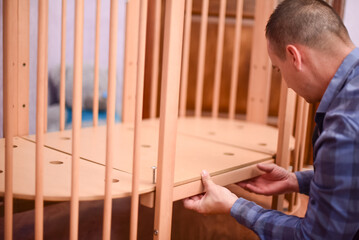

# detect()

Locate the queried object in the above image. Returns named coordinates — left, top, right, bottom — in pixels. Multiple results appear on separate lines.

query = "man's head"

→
left=265, top=0, right=355, bottom=103
left=266, top=0, right=351, bottom=60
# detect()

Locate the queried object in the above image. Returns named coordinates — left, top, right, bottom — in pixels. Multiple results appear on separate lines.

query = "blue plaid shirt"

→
left=231, top=48, right=359, bottom=239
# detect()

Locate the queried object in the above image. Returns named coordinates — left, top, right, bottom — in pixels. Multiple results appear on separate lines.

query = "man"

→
left=184, top=0, right=359, bottom=239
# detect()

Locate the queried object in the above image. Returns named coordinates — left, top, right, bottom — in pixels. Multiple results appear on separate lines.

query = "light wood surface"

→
left=229, top=0, right=243, bottom=119
left=70, top=1, right=84, bottom=238
left=195, top=0, right=209, bottom=117
left=212, top=0, right=227, bottom=118
left=3, top=0, right=18, bottom=237
left=60, top=0, right=67, bottom=131
left=0, top=138, right=152, bottom=201
left=246, top=0, right=276, bottom=124
left=103, top=0, right=118, bottom=238
left=130, top=0, right=148, bottom=238
left=153, top=0, right=185, bottom=237
left=5, top=118, right=276, bottom=202
left=122, top=0, right=140, bottom=123
left=179, top=0, right=193, bottom=117
left=36, top=0, right=48, bottom=238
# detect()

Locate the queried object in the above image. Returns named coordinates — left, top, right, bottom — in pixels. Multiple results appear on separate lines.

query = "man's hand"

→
left=183, top=170, right=238, bottom=215
left=237, top=163, right=299, bottom=195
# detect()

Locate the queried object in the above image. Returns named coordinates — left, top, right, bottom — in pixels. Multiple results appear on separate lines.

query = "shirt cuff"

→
left=230, top=197, right=264, bottom=228
left=295, top=170, right=314, bottom=195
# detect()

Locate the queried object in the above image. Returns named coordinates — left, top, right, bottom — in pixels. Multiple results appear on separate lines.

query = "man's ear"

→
left=286, top=45, right=302, bottom=71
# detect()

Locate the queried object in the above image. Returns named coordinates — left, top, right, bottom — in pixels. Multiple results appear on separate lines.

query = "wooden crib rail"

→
left=1, top=0, right=310, bottom=239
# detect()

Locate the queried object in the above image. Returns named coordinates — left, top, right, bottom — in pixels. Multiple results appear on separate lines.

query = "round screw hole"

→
left=224, top=152, right=235, bottom=156
left=112, top=179, right=120, bottom=183
left=22, top=104, right=26, bottom=108
left=141, top=144, right=151, bottom=148
left=22, top=63, right=26, bottom=67
left=13, top=145, right=18, bottom=148
left=61, top=137, right=71, bottom=140
left=50, top=161, right=64, bottom=165
left=258, top=143, right=267, bottom=146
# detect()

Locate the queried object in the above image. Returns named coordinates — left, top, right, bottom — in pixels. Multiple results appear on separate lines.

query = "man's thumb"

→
left=201, top=170, right=213, bottom=191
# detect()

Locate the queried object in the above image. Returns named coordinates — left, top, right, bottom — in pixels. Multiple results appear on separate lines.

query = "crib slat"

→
left=18, top=0, right=30, bottom=135
left=154, top=0, right=185, bottom=239
left=212, top=0, right=227, bottom=118
left=43, top=0, right=49, bottom=133
left=3, top=0, right=17, bottom=238
left=122, top=0, right=140, bottom=123
left=130, top=0, right=148, bottom=239
left=246, top=0, right=276, bottom=124
left=60, top=0, right=67, bottom=131
left=194, top=0, right=209, bottom=117
left=102, top=0, right=118, bottom=239
left=179, top=0, right=193, bottom=117
left=35, top=0, right=48, bottom=237
left=272, top=79, right=296, bottom=211
left=228, top=0, right=243, bottom=119
left=93, top=0, right=101, bottom=127
left=70, top=0, right=84, bottom=239
left=149, top=0, right=162, bottom=119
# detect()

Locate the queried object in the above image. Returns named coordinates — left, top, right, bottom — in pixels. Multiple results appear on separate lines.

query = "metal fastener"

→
left=152, top=166, right=157, bottom=184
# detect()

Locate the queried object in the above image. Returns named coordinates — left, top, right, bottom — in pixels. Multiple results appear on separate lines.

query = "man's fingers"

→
left=201, top=170, right=214, bottom=192
left=257, top=163, right=276, bottom=173
left=183, top=196, right=202, bottom=212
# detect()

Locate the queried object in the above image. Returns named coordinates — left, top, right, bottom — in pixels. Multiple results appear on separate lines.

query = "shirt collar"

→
left=316, top=48, right=359, bottom=113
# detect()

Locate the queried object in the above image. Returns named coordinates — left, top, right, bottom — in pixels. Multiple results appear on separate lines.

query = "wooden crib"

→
left=1, top=0, right=309, bottom=239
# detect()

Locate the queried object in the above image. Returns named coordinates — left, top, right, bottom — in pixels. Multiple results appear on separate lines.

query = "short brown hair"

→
left=266, top=0, right=351, bottom=59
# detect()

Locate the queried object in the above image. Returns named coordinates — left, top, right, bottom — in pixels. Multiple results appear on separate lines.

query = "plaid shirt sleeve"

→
left=230, top=48, right=359, bottom=240
left=230, top=118, right=359, bottom=240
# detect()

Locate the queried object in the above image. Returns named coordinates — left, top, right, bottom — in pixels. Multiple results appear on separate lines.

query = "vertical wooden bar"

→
left=179, top=0, right=193, bottom=117
left=17, top=0, right=30, bottom=135
left=122, top=0, right=140, bottom=123
left=102, top=0, right=118, bottom=239
left=298, top=102, right=309, bottom=171
left=293, top=97, right=304, bottom=173
left=194, top=0, right=209, bottom=117
left=130, top=0, right=148, bottom=239
left=153, top=0, right=185, bottom=239
left=271, top=79, right=296, bottom=211
left=70, top=0, right=84, bottom=239
left=93, top=0, right=101, bottom=127
left=246, top=0, right=276, bottom=124
left=35, top=0, right=47, bottom=237
left=43, top=0, right=49, bottom=133
left=228, top=0, right=243, bottom=119
left=3, top=0, right=17, bottom=237
left=211, top=0, right=226, bottom=118
left=149, top=0, right=161, bottom=119
left=60, top=0, right=67, bottom=131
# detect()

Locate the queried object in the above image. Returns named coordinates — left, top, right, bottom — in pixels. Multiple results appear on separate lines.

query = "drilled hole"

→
left=141, top=144, right=151, bottom=148
left=61, top=137, right=71, bottom=140
left=0, top=170, right=3, bottom=174
left=224, top=152, right=235, bottom=156
left=50, top=161, right=64, bottom=165
left=13, top=145, right=18, bottom=148
left=112, top=179, right=120, bottom=183
left=22, top=104, right=26, bottom=108
left=22, top=63, right=26, bottom=67
left=258, top=143, right=267, bottom=146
